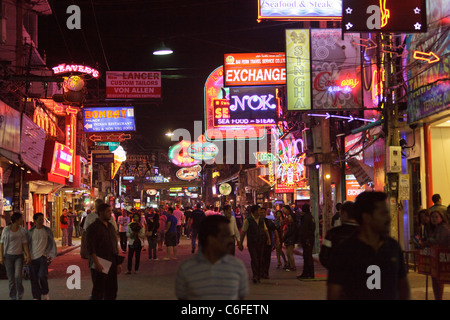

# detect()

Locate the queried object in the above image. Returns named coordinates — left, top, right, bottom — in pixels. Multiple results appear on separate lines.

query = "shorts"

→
left=165, top=232, right=177, bottom=247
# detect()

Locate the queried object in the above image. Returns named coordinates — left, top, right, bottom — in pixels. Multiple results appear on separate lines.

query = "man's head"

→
left=196, top=203, right=202, bottom=210
left=302, top=204, right=311, bottom=214
left=168, top=207, right=174, bottom=215
left=282, top=205, right=291, bottom=216
left=198, top=215, right=233, bottom=256
left=33, top=213, right=45, bottom=228
left=250, top=205, right=261, bottom=217
left=11, top=212, right=23, bottom=225
left=97, top=203, right=112, bottom=221
left=432, top=194, right=442, bottom=205
left=176, top=204, right=180, bottom=210
left=62, top=208, right=67, bottom=215
left=95, top=198, right=104, bottom=212
left=354, top=192, right=389, bottom=234
left=336, top=203, right=342, bottom=212
left=340, top=201, right=356, bottom=223
left=223, top=205, right=232, bottom=218
left=419, top=209, right=430, bottom=225
left=260, top=207, right=267, bottom=217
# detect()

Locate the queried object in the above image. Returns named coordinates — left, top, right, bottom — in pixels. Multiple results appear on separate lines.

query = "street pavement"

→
left=0, top=234, right=446, bottom=300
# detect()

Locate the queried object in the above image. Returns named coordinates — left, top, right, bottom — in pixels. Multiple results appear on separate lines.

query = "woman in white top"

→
left=0, top=212, right=31, bottom=300
left=117, top=209, right=130, bottom=253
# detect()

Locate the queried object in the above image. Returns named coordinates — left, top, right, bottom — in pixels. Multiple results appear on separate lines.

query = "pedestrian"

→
left=146, top=211, right=159, bottom=260
left=223, top=205, right=239, bottom=255
left=191, top=203, right=206, bottom=254
left=157, top=209, right=167, bottom=252
left=238, top=205, right=270, bottom=284
left=126, top=213, right=145, bottom=274
left=84, top=199, right=118, bottom=232
left=27, top=212, right=57, bottom=300
left=205, top=205, right=216, bottom=216
left=331, top=203, right=342, bottom=227
left=164, top=207, right=178, bottom=260
left=86, top=203, right=124, bottom=300
left=60, top=208, right=69, bottom=247
left=425, top=210, right=450, bottom=300
left=262, top=208, right=276, bottom=279
left=173, top=204, right=184, bottom=245
left=0, top=212, right=31, bottom=300
left=74, top=210, right=82, bottom=237
left=67, top=207, right=76, bottom=246
left=118, top=209, right=130, bottom=253
left=273, top=210, right=288, bottom=269
left=319, top=201, right=358, bottom=270
left=175, top=215, right=249, bottom=300
left=234, top=207, right=243, bottom=231
left=282, top=206, right=297, bottom=272
left=327, top=191, right=410, bottom=300
left=429, top=194, right=449, bottom=223
left=184, top=206, right=193, bottom=239
left=414, top=209, right=431, bottom=248
left=296, top=203, right=315, bottom=280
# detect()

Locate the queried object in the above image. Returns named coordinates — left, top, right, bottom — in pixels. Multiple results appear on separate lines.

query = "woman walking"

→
left=0, top=212, right=31, bottom=300
left=282, top=207, right=297, bottom=272
left=126, top=213, right=145, bottom=274
left=274, top=210, right=288, bottom=269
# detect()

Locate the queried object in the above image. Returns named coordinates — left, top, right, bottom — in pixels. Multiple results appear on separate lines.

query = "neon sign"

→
left=255, top=152, right=276, bottom=187
left=52, top=64, right=100, bottom=78
left=176, top=165, right=202, bottom=181
left=275, top=136, right=307, bottom=193
left=168, top=141, right=201, bottom=167
left=50, top=142, right=74, bottom=178
left=413, top=51, right=440, bottom=64
left=188, top=141, right=219, bottom=161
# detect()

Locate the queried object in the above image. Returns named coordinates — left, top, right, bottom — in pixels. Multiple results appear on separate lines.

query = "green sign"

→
left=95, top=141, right=119, bottom=152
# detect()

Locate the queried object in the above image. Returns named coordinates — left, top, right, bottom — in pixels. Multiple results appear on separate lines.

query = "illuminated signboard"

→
left=50, top=142, right=74, bottom=178
left=176, top=165, right=202, bottom=181
left=204, top=66, right=266, bottom=141
left=106, top=71, right=161, bottom=99
left=188, top=142, right=219, bottom=160
left=255, top=152, right=276, bottom=186
left=214, top=86, right=280, bottom=127
left=83, top=107, right=135, bottom=133
left=275, top=135, right=307, bottom=193
left=219, top=183, right=232, bottom=196
left=52, top=63, right=100, bottom=78
left=311, top=29, right=362, bottom=109
left=258, top=0, right=342, bottom=21
left=224, top=53, right=286, bottom=87
left=168, top=141, right=202, bottom=167
left=286, top=29, right=311, bottom=111
left=342, top=0, right=427, bottom=33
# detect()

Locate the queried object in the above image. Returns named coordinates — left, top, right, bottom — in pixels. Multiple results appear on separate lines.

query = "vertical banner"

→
left=286, top=29, right=311, bottom=111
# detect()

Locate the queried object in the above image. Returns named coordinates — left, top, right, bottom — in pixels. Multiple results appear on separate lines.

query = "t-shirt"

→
left=2, top=227, right=28, bottom=255
left=117, top=216, right=130, bottom=233
left=166, top=215, right=178, bottom=233
left=327, top=234, right=407, bottom=300
left=173, top=210, right=184, bottom=226
left=30, top=228, right=48, bottom=260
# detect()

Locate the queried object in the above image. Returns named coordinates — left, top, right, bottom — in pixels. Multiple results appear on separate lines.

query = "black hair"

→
left=33, top=212, right=44, bottom=221
left=250, top=205, right=260, bottom=214
left=11, top=212, right=23, bottom=223
left=354, top=192, right=388, bottom=225
left=223, top=204, right=231, bottom=212
left=432, top=194, right=441, bottom=204
left=198, top=215, right=230, bottom=248
left=168, top=207, right=174, bottom=214
left=340, top=201, right=356, bottom=220
left=301, top=204, right=311, bottom=214
left=336, top=203, right=342, bottom=211
left=97, top=203, right=111, bottom=215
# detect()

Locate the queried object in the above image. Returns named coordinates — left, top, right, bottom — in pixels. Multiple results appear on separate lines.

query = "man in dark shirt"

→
left=86, top=203, right=123, bottom=300
left=319, top=201, right=358, bottom=269
left=190, top=203, right=206, bottom=254
left=327, top=192, right=411, bottom=300
left=297, top=203, right=315, bottom=280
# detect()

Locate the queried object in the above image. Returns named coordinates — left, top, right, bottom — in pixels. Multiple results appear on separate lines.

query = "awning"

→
left=347, top=158, right=373, bottom=186
left=28, top=180, right=65, bottom=194
left=218, top=171, right=240, bottom=184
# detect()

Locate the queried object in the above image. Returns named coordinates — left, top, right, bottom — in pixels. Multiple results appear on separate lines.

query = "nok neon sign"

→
left=52, top=64, right=100, bottom=78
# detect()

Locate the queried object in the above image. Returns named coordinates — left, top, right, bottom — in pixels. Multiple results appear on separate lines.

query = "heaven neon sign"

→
left=52, top=64, right=100, bottom=78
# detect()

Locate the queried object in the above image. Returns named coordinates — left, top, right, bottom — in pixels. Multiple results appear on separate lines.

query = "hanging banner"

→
left=286, top=29, right=312, bottom=111
left=106, top=71, right=162, bottom=99
left=311, top=29, right=362, bottom=109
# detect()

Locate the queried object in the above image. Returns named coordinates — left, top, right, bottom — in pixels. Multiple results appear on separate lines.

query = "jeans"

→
left=191, top=229, right=199, bottom=250
left=29, top=256, right=49, bottom=300
left=4, top=254, right=24, bottom=300
left=148, top=237, right=157, bottom=259
left=119, top=232, right=127, bottom=252
left=61, top=229, right=68, bottom=246
left=91, top=263, right=118, bottom=300
left=248, top=243, right=265, bottom=281
left=68, top=227, right=73, bottom=246
left=127, top=245, right=142, bottom=271
left=301, top=241, right=315, bottom=277
left=176, top=225, right=182, bottom=245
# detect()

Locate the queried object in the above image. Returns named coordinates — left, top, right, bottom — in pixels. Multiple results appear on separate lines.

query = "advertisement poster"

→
left=311, top=29, right=362, bottom=109
left=83, top=107, right=136, bottom=133
left=406, top=0, right=450, bottom=123
left=106, top=71, right=161, bottom=99
left=0, top=100, right=21, bottom=154
left=258, top=0, right=342, bottom=20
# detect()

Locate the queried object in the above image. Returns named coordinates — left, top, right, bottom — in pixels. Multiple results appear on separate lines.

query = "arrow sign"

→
left=85, top=123, right=93, bottom=130
left=413, top=51, right=440, bottom=63
left=352, top=38, right=377, bottom=50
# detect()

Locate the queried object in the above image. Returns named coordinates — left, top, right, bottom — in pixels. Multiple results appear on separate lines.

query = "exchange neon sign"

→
left=52, top=63, right=100, bottom=78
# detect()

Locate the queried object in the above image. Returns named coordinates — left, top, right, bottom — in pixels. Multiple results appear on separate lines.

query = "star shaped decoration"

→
left=414, top=22, right=422, bottom=30
left=345, top=7, right=353, bottom=14
left=345, top=22, right=353, bottom=30
left=413, top=7, right=421, bottom=14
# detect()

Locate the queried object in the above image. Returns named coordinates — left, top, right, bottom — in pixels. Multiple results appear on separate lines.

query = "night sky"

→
left=38, top=0, right=298, bottom=150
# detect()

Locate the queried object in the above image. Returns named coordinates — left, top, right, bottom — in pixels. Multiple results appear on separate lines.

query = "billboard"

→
left=106, top=71, right=161, bottom=99
left=83, top=107, right=136, bottom=133
left=0, top=100, right=21, bottom=154
left=406, top=0, right=450, bottom=123
left=311, top=29, right=362, bottom=109
left=286, top=29, right=312, bottom=111
left=50, top=142, right=74, bottom=178
left=204, top=66, right=266, bottom=141
left=342, top=0, right=427, bottom=33
left=213, top=86, right=280, bottom=127
left=224, top=53, right=286, bottom=86
left=258, top=0, right=342, bottom=21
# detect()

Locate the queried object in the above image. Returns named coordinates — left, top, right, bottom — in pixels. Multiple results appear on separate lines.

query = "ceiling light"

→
left=153, top=42, right=173, bottom=56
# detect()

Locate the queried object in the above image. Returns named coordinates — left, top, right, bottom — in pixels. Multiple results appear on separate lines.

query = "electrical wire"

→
left=90, top=0, right=110, bottom=70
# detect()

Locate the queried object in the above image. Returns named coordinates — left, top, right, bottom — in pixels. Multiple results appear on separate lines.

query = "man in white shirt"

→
left=83, top=199, right=118, bottom=232
left=117, top=209, right=130, bottom=253
left=173, top=205, right=184, bottom=245
left=28, top=213, right=57, bottom=300
left=223, top=205, right=239, bottom=255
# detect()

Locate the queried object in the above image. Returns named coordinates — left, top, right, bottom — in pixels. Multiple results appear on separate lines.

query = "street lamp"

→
left=153, top=42, right=173, bottom=56
left=165, top=132, right=174, bottom=137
